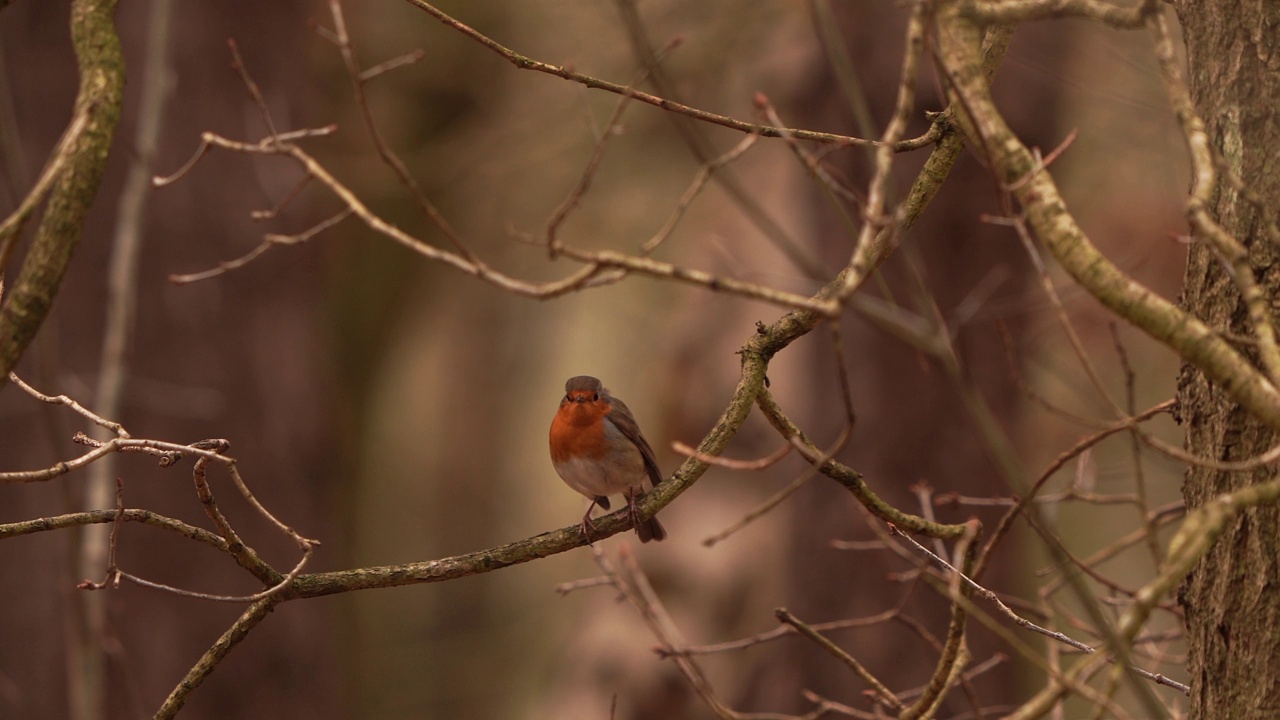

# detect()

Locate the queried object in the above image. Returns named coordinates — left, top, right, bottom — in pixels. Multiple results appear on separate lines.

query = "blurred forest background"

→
left=0, top=1, right=1191, bottom=718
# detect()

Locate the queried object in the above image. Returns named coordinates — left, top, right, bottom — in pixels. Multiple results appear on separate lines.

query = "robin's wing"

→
left=605, top=396, right=664, bottom=488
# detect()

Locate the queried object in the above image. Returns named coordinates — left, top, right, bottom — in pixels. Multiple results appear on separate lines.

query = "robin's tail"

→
left=626, top=489, right=667, bottom=542
left=636, top=515, right=666, bottom=543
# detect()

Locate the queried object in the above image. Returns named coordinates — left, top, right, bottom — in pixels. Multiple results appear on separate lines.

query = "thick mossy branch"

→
left=933, top=4, right=1280, bottom=430
left=0, top=0, right=124, bottom=386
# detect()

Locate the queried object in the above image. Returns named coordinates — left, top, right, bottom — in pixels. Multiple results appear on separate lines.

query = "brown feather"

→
left=604, top=396, right=663, bottom=488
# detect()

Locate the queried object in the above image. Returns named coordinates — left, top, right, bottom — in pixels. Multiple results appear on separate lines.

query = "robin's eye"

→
left=592, top=393, right=599, bottom=401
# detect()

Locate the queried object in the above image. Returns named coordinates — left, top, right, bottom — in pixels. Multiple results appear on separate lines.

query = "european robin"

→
left=549, top=375, right=667, bottom=543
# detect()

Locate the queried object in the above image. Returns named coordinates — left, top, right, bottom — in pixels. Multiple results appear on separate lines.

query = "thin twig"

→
left=832, top=0, right=930, bottom=305
left=971, top=399, right=1175, bottom=581
left=776, top=608, right=903, bottom=712
left=358, top=48, right=426, bottom=82
left=78, top=477, right=127, bottom=590
left=226, top=39, right=282, bottom=145
left=110, top=544, right=311, bottom=603
left=153, top=597, right=282, bottom=720
left=169, top=209, right=353, bottom=285
left=0, top=111, right=92, bottom=275
left=190, top=452, right=280, bottom=585
left=552, top=575, right=615, bottom=596
left=1110, top=324, right=1162, bottom=567
left=755, top=388, right=967, bottom=540
left=670, top=440, right=791, bottom=471
left=156, top=131, right=842, bottom=316
left=640, top=132, right=760, bottom=255
left=890, top=524, right=1190, bottom=696
left=326, top=0, right=477, bottom=260
left=0, top=508, right=230, bottom=551
left=401, top=0, right=878, bottom=148
left=249, top=173, right=311, bottom=220
left=544, top=36, right=682, bottom=255
left=8, top=373, right=130, bottom=437
left=658, top=605, right=903, bottom=659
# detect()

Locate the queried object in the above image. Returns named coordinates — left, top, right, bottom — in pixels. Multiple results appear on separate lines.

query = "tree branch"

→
left=0, top=0, right=124, bottom=389
left=933, top=3, right=1280, bottom=430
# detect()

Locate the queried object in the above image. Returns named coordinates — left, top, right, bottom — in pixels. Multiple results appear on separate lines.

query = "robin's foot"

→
left=579, top=511, right=598, bottom=544
left=627, top=499, right=642, bottom=532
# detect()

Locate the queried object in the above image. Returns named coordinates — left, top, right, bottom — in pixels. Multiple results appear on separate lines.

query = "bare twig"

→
left=249, top=173, right=311, bottom=220
left=153, top=597, right=282, bottom=720
left=704, top=329, right=856, bottom=547
left=755, top=387, right=968, bottom=540
left=611, top=0, right=833, bottom=282
left=226, top=39, right=282, bottom=144
left=78, top=477, right=127, bottom=590
left=8, top=373, right=130, bottom=438
left=552, top=575, right=615, bottom=596
left=358, top=48, right=426, bottom=82
left=776, top=608, right=903, bottom=712
left=756, top=95, right=861, bottom=205
left=659, top=604, right=904, bottom=659
left=1110, top=324, right=1162, bottom=566
left=596, top=546, right=808, bottom=720
left=169, top=209, right=353, bottom=285
left=670, top=440, right=791, bottom=471
left=325, top=0, right=476, bottom=260
left=971, top=399, right=1175, bottom=581
left=699, top=435, right=843, bottom=548
left=832, top=0, right=930, bottom=305
left=110, top=545, right=312, bottom=604
left=890, top=524, right=1190, bottom=696
left=400, top=0, right=878, bottom=148
left=543, top=36, right=683, bottom=254
left=0, top=111, right=91, bottom=275
left=156, top=131, right=841, bottom=316
left=640, top=132, right=760, bottom=255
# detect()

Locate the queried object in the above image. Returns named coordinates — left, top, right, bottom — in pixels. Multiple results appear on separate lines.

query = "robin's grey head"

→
left=565, top=375, right=603, bottom=394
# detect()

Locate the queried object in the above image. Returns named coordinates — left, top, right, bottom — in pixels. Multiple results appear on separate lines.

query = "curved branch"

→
left=401, top=0, right=882, bottom=148
left=153, top=597, right=281, bottom=720
left=960, top=0, right=1158, bottom=28
left=0, top=509, right=229, bottom=552
left=933, top=5, right=1280, bottom=430
left=0, top=0, right=124, bottom=388
left=162, top=132, right=841, bottom=316
left=0, top=112, right=91, bottom=273
left=755, top=387, right=969, bottom=540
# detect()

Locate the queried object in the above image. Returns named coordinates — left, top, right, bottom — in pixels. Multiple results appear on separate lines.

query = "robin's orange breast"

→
left=549, top=403, right=612, bottom=465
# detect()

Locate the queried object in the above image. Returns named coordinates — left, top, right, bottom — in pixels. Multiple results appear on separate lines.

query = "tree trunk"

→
left=1175, top=2, right=1280, bottom=717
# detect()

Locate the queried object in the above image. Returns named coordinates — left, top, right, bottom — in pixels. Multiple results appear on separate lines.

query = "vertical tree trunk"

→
left=1175, top=2, right=1280, bottom=717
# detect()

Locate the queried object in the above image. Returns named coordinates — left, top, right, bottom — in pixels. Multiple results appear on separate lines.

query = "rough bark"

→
left=1175, top=2, right=1280, bottom=718
left=0, top=0, right=123, bottom=386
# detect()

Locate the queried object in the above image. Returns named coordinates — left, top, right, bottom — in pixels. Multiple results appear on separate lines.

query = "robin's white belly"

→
left=554, top=456, right=644, bottom=499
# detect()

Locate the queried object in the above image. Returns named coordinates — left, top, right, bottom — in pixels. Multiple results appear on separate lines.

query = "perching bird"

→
left=549, top=375, right=667, bottom=542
